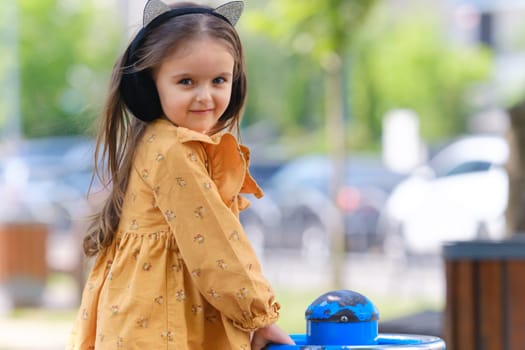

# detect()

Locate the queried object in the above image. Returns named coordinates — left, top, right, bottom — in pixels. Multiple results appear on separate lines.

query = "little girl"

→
left=67, top=1, right=294, bottom=349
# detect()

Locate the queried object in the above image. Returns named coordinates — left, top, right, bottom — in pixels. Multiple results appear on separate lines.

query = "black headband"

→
left=120, top=7, right=233, bottom=122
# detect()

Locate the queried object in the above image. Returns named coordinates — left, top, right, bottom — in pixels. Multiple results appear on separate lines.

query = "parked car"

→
left=0, top=136, right=96, bottom=232
left=241, top=155, right=405, bottom=255
left=239, top=161, right=284, bottom=256
left=378, top=134, right=509, bottom=256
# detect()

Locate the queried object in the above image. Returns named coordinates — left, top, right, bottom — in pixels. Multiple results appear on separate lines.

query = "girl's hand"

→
left=251, top=324, right=295, bottom=350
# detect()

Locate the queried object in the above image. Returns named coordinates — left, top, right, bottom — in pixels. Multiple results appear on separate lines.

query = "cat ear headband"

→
left=120, top=0, right=244, bottom=122
left=144, top=0, right=244, bottom=27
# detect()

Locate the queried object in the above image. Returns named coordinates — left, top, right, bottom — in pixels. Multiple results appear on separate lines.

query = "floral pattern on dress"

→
left=67, top=119, right=279, bottom=350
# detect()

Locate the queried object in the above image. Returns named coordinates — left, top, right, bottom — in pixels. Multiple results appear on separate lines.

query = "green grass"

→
left=5, top=285, right=443, bottom=333
left=5, top=273, right=78, bottom=322
left=47, top=272, right=78, bottom=286
left=9, top=308, right=77, bottom=322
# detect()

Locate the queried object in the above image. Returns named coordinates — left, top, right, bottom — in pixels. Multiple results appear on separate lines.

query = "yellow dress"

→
left=67, top=119, right=280, bottom=350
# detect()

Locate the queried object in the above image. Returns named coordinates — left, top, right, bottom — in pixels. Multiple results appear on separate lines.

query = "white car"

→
left=380, top=134, right=509, bottom=256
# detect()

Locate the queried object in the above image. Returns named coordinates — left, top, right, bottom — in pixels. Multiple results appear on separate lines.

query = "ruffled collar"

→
left=152, top=119, right=264, bottom=202
left=153, top=118, right=234, bottom=144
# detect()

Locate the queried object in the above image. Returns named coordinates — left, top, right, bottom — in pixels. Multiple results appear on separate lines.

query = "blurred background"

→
left=1, top=0, right=525, bottom=348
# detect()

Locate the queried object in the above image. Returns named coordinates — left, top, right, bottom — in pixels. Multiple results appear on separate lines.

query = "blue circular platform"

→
left=266, top=290, right=446, bottom=349
left=267, top=333, right=446, bottom=349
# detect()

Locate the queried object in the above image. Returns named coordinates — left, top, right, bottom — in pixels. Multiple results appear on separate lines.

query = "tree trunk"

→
left=325, top=66, right=346, bottom=289
left=505, top=102, right=525, bottom=235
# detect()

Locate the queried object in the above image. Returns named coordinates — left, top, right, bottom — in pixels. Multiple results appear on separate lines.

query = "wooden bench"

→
left=443, top=237, right=525, bottom=350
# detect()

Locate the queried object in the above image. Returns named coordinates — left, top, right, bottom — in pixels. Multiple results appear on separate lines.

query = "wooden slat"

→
left=0, top=226, right=9, bottom=280
left=35, top=225, right=48, bottom=278
left=444, top=260, right=456, bottom=349
left=506, top=261, right=525, bottom=350
left=0, top=223, right=48, bottom=281
left=454, top=260, right=477, bottom=350
left=478, top=261, right=504, bottom=350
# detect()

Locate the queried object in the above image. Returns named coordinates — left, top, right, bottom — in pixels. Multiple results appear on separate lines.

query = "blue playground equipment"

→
left=267, top=290, right=445, bottom=349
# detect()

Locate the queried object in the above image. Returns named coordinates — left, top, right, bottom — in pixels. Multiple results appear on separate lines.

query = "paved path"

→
left=0, top=320, right=70, bottom=350
left=0, top=281, right=75, bottom=350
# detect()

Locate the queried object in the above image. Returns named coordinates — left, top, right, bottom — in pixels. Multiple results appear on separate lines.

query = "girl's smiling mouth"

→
left=190, top=109, right=214, bottom=114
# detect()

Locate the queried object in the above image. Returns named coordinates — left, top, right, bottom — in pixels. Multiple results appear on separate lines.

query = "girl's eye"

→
left=178, top=78, right=192, bottom=85
left=213, top=77, right=226, bottom=84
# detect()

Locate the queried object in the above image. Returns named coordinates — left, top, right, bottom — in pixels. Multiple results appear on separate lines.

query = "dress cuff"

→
left=232, top=301, right=281, bottom=332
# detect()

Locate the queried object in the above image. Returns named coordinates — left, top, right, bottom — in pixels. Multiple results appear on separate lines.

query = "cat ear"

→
left=214, top=1, right=244, bottom=26
left=143, top=0, right=171, bottom=27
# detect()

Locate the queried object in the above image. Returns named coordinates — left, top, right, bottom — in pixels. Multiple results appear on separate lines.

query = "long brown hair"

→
left=83, top=4, right=248, bottom=257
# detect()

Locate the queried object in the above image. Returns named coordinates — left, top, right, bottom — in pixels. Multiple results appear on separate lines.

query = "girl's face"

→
left=154, top=37, right=234, bottom=134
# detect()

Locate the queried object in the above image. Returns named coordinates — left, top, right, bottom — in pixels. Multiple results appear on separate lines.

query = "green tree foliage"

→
left=243, top=2, right=492, bottom=151
left=15, top=0, right=123, bottom=137
left=241, top=35, right=323, bottom=133
left=350, top=8, right=493, bottom=146
left=246, top=0, right=376, bottom=61
left=242, top=0, right=376, bottom=154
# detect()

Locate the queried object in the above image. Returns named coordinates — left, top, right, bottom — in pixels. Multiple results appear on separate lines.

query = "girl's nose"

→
left=196, top=85, right=211, bottom=102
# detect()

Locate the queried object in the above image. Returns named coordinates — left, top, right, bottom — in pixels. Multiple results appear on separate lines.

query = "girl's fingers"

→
left=251, top=324, right=295, bottom=349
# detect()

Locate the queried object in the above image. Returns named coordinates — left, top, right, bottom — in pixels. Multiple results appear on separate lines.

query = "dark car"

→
left=241, top=155, right=405, bottom=255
